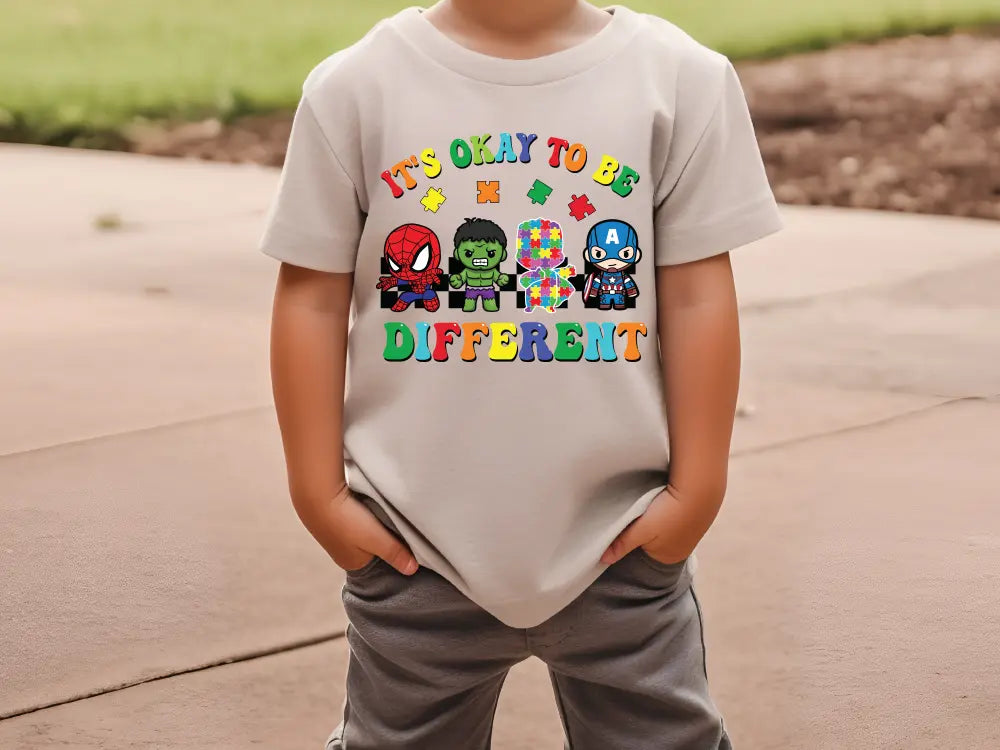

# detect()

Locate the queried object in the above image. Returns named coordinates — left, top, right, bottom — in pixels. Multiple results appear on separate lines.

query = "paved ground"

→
left=1, top=144, right=998, bottom=749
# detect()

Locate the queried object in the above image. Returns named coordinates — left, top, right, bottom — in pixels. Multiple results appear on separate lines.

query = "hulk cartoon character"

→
left=449, top=217, right=510, bottom=312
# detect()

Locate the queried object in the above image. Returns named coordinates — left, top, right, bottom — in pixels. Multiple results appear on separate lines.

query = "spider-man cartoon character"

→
left=377, top=223, right=445, bottom=312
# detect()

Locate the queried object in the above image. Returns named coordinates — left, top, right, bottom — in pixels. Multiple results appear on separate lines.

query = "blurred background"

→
left=1, top=2, right=998, bottom=749
left=4, top=0, right=1000, bottom=218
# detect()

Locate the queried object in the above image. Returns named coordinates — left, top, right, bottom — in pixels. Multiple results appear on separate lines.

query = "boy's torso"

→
left=295, top=5, right=727, bottom=628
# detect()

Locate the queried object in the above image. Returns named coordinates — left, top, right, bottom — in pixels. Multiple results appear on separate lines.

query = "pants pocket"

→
left=611, top=547, right=692, bottom=598
left=344, top=553, right=385, bottom=579
left=635, top=545, right=689, bottom=574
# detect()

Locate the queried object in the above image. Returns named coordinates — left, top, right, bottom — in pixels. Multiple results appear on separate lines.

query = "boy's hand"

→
left=599, top=255, right=740, bottom=567
left=270, top=266, right=418, bottom=576
left=302, top=485, right=420, bottom=576
left=599, top=485, right=715, bottom=566
left=449, top=274, right=463, bottom=288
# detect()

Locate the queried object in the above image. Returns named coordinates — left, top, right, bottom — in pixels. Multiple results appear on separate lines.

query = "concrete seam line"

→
left=0, top=630, right=345, bottom=722
left=731, top=394, right=994, bottom=460
left=738, top=255, right=1000, bottom=315
left=0, top=404, right=274, bottom=461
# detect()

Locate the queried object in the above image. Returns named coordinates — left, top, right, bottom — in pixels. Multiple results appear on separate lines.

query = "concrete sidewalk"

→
left=1, top=144, right=998, bottom=749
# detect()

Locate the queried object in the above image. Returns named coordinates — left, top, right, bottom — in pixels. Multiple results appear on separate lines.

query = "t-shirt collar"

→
left=390, top=4, right=641, bottom=86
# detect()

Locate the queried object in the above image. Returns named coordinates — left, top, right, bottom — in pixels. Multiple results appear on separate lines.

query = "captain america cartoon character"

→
left=582, top=219, right=641, bottom=310
left=377, top=223, right=445, bottom=311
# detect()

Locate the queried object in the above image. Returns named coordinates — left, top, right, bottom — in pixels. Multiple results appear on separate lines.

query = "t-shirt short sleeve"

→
left=257, top=95, right=365, bottom=273
left=652, top=60, right=783, bottom=266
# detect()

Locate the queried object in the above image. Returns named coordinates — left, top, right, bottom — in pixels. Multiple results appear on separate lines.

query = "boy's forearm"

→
left=656, top=253, right=741, bottom=525
left=269, top=263, right=353, bottom=515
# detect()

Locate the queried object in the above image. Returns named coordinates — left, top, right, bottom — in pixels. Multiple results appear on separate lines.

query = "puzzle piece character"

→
left=568, top=193, right=596, bottom=221
left=476, top=181, right=500, bottom=204
left=516, top=218, right=576, bottom=313
left=449, top=218, right=510, bottom=312
left=420, top=187, right=447, bottom=213
left=527, top=179, right=553, bottom=205
left=582, top=219, right=641, bottom=310
left=377, top=223, right=445, bottom=312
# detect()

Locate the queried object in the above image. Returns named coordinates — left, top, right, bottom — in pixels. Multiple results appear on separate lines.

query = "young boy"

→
left=260, top=1, right=783, bottom=748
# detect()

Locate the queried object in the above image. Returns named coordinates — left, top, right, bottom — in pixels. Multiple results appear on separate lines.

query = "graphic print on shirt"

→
left=582, top=219, right=641, bottom=310
left=448, top=218, right=511, bottom=312
left=380, top=132, right=641, bottom=210
left=377, top=132, right=647, bottom=360
left=516, top=218, right=576, bottom=313
left=377, top=223, right=446, bottom=312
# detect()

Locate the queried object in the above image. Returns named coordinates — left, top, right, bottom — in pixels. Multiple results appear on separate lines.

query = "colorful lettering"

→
left=616, top=322, right=647, bottom=361
left=383, top=322, right=414, bottom=360
left=554, top=322, right=584, bottom=361
left=518, top=322, right=554, bottom=362
left=516, top=132, right=538, bottom=162
left=379, top=169, right=404, bottom=198
left=391, top=156, right=419, bottom=190
left=592, top=154, right=618, bottom=186
left=489, top=322, right=518, bottom=361
left=420, top=147, right=442, bottom=179
left=611, top=165, right=640, bottom=197
left=566, top=143, right=588, bottom=173
left=494, top=132, right=518, bottom=163
left=432, top=322, right=461, bottom=361
left=384, top=321, right=647, bottom=362
left=547, top=137, right=569, bottom=168
left=584, top=321, right=618, bottom=362
left=414, top=322, right=432, bottom=361
left=470, top=134, right=495, bottom=165
left=461, top=322, right=489, bottom=361
left=450, top=138, right=473, bottom=169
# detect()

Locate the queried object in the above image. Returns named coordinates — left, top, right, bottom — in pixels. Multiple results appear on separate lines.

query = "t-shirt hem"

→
left=470, top=565, right=610, bottom=629
left=258, top=221, right=358, bottom=274
left=654, top=194, right=785, bottom=266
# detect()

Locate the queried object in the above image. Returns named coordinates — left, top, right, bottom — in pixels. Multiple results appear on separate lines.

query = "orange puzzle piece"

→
left=476, top=180, right=500, bottom=204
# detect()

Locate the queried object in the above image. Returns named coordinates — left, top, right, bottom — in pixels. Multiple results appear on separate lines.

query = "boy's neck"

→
left=421, top=0, right=612, bottom=59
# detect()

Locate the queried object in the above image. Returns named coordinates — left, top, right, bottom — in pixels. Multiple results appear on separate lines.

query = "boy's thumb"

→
left=600, top=519, right=644, bottom=564
left=376, top=534, right=420, bottom=575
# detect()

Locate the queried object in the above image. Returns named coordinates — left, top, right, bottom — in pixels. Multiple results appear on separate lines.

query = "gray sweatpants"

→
left=327, top=497, right=732, bottom=750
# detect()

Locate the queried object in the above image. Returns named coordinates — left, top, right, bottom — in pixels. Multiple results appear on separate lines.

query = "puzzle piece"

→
left=568, top=194, right=596, bottom=221
left=516, top=217, right=577, bottom=312
left=476, top=180, right=500, bottom=203
left=420, top=187, right=446, bottom=213
left=556, top=265, right=576, bottom=279
left=527, top=179, right=553, bottom=205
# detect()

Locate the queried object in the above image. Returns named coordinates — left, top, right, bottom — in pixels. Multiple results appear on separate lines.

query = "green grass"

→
left=2, top=0, right=999, bottom=146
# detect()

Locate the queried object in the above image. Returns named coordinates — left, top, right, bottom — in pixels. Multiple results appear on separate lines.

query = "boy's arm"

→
left=600, top=251, right=740, bottom=564
left=270, top=262, right=419, bottom=574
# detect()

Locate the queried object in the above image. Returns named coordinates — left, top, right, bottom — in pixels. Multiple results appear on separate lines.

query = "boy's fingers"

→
left=356, top=514, right=419, bottom=574
left=378, top=538, right=420, bottom=575
left=600, top=517, right=649, bottom=564
left=343, top=495, right=419, bottom=574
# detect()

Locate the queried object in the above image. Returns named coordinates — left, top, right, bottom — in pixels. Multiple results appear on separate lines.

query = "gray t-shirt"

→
left=258, top=4, right=783, bottom=628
